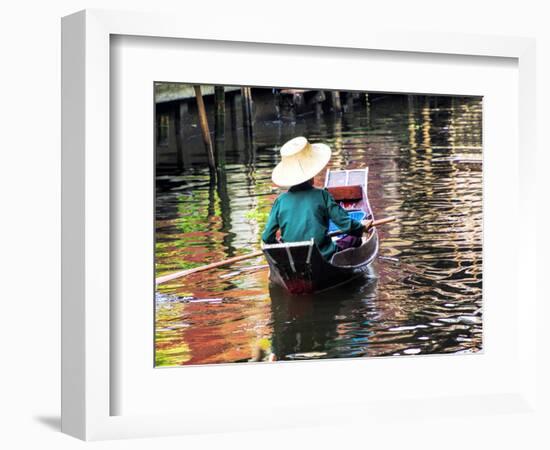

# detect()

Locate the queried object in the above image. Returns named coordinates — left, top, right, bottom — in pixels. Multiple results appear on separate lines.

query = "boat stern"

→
left=262, top=239, right=317, bottom=294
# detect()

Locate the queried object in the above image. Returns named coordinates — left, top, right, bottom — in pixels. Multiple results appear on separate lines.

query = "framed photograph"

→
left=153, top=83, right=483, bottom=367
left=62, top=9, right=540, bottom=442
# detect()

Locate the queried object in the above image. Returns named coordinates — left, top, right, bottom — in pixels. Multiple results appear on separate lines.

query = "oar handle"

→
left=370, top=216, right=396, bottom=227
left=328, top=216, right=396, bottom=237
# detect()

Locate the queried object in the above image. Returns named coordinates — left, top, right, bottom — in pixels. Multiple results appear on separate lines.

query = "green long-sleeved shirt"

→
left=261, top=183, right=364, bottom=260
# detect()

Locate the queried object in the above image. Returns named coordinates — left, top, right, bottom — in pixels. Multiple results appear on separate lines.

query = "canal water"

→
left=155, top=94, right=483, bottom=366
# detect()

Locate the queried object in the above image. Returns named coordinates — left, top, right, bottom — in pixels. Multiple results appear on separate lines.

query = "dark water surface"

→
left=155, top=94, right=483, bottom=366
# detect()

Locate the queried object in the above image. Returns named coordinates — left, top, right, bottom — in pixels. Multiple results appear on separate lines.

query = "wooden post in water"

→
left=247, top=87, right=254, bottom=122
left=229, top=91, right=239, bottom=130
left=241, top=87, right=254, bottom=135
left=311, top=90, right=326, bottom=118
left=214, top=86, right=225, bottom=139
left=214, top=86, right=226, bottom=177
left=241, top=87, right=255, bottom=165
left=365, top=93, right=371, bottom=125
left=331, top=90, right=342, bottom=113
left=407, top=94, right=415, bottom=111
left=241, top=87, right=249, bottom=129
left=343, top=92, right=354, bottom=112
left=193, top=85, right=217, bottom=177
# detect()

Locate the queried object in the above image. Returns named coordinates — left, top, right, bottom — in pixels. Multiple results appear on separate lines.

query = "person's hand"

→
left=361, top=219, right=373, bottom=233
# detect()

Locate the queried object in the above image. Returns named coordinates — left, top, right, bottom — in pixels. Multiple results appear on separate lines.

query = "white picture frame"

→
left=62, top=9, right=541, bottom=442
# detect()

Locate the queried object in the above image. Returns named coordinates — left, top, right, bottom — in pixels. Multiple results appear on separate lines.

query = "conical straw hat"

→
left=272, top=137, right=331, bottom=187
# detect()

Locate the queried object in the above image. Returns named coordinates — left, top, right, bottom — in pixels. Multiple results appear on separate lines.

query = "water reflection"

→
left=270, top=276, right=378, bottom=360
left=155, top=94, right=483, bottom=366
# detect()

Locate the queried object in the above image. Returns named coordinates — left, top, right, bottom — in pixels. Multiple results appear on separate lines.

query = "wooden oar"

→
left=157, top=216, right=396, bottom=285
left=328, top=216, right=396, bottom=237
left=156, top=250, right=264, bottom=285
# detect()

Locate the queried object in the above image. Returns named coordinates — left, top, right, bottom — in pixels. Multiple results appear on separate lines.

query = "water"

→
left=155, top=94, right=483, bottom=366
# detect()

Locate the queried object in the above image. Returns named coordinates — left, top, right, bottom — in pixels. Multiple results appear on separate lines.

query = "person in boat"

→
left=261, top=136, right=370, bottom=261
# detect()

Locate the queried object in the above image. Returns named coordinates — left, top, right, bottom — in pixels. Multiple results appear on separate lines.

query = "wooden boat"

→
left=262, top=168, right=379, bottom=294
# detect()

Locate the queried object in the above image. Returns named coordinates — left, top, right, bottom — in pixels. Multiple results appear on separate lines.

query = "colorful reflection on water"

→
left=155, top=94, right=482, bottom=366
